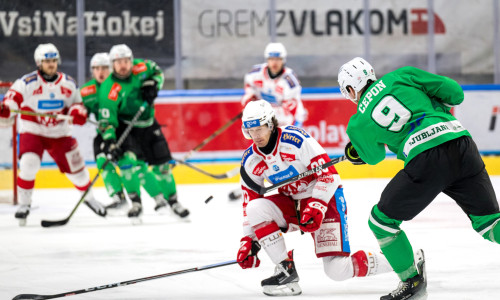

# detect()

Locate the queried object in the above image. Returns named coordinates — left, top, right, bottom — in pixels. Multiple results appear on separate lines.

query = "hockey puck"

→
left=204, top=195, right=214, bottom=204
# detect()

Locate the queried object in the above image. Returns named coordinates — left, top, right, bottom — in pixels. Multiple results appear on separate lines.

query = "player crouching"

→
left=236, top=100, right=392, bottom=296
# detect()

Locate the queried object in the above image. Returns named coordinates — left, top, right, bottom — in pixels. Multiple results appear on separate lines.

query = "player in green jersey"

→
left=81, top=52, right=129, bottom=212
left=338, top=57, right=500, bottom=300
left=97, top=44, right=189, bottom=221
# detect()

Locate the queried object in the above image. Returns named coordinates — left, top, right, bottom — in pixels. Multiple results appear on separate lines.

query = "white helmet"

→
left=109, top=44, right=133, bottom=62
left=90, top=52, right=111, bottom=72
left=241, top=100, right=276, bottom=139
left=264, top=42, right=287, bottom=61
left=338, top=57, right=376, bottom=103
left=34, top=43, right=61, bottom=66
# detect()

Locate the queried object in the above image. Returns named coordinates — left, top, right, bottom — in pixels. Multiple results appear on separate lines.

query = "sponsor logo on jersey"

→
left=132, top=62, right=148, bottom=75
left=252, top=160, right=268, bottom=176
left=280, top=132, right=303, bottom=148
left=108, top=83, right=122, bottom=101
left=81, top=84, right=97, bottom=97
left=268, top=165, right=299, bottom=184
left=23, top=74, right=37, bottom=84
left=241, top=146, right=253, bottom=166
left=38, top=100, right=64, bottom=110
left=275, top=85, right=283, bottom=94
left=272, top=165, right=279, bottom=171
left=285, top=126, right=310, bottom=137
left=283, top=74, right=296, bottom=88
left=33, top=86, right=43, bottom=95
left=280, top=152, right=296, bottom=162
left=254, top=80, right=263, bottom=88
left=60, top=86, right=72, bottom=97
left=261, top=92, right=277, bottom=104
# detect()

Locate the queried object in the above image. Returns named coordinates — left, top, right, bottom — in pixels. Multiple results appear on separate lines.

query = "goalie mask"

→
left=241, top=100, right=275, bottom=140
left=34, top=43, right=61, bottom=66
left=338, top=57, right=376, bottom=104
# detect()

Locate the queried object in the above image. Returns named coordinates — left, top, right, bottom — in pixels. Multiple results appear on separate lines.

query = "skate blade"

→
left=262, top=282, right=302, bottom=296
left=106, top=207, right=129, bottom=217
left=154, top=206, right=169, bottom=215
left=18, top=219, right=27, bottom=227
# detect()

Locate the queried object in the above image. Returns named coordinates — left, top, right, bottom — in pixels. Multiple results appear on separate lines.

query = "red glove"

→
left=69, top=104, right=87, bottom=125
left=299, top=199, right=327, bottom=232
left=237, top=236, right=261, bottom=269
left=0, top=102, right=11, bottom=118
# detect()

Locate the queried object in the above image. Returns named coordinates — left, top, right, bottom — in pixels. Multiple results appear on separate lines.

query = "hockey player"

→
left=0, top=43, right=106, bottom=225
left=241, top=43, right=307, bottom=127
left=338, top=57, right=500, bottom=300
left=81, top=52, right=128, bottom=211
left=236, top=100, right=391, bottom=296
left=97, top=44, right=189, bottom=220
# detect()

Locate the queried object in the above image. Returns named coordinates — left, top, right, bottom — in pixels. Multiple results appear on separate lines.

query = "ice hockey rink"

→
left=1, top=178, right=500, bottom=300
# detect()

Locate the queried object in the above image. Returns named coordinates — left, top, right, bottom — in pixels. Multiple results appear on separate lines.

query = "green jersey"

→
left=346, top=66, right=470, bottom=166
left=80, top=78, right=101, bottom=118
left=98, top=58, right=164, bottom=141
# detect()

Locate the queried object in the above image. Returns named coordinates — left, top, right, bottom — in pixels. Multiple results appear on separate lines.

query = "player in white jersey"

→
left=0, top=43, right=106, bottom=225
left=241, top=43, right=307, bottom=127
left=236, top=100, right=391, bottom=296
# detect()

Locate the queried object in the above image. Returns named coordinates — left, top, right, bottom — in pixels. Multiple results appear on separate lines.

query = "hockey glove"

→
left=299, top=199, right=327, bottom=233
left=237, top=236, right=261, bottom=269
left=100, top=138, right=122, bottom=161
left=0, top=102, right=11, bottom=118
left=345, top=141, right=366, bottom=165
left=141, top=79, right=159, bottom=105
left=68, top=104, right=88, bottom=126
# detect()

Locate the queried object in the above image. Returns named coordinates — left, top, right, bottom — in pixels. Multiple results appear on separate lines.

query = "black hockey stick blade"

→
left=12, top=259, right=237, bottom=300
left=175, top=159, right=239, bottom=179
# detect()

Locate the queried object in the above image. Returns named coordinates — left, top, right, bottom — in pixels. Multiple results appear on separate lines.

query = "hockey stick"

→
left=180, top=111, right=242, bottom=162
left=174, top=159, right=240, bottom=179
left=12, top=259, right=237, bottom=300
left=10, top=109, right=99, bottom=126
left=40, top=103, right=148, bottom=228
left=241, top=155, right=348, bottom=195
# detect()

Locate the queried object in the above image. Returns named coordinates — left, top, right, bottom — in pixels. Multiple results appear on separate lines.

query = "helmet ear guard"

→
left=241, top=100, right=276, bottom=140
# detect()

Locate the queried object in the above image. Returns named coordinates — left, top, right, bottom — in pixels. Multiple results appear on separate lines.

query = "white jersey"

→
left=242, top=63, right=307, bottom=127
left=3, top=71, right=83, bottom=138
left=240, top=126, right=340, bottom=236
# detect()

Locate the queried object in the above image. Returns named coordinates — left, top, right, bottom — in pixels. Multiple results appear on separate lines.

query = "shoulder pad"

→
left=280, top=131, right=304, bottom=148
left=283, top=74, right=297, bottom=88
left=241, top=146, right=254, bottom=166
left=23, top=72, right=38, bottom=84
left=132, top=62, right=148, bottom=75
left=284, top=125, right=310, bottom=138
left=65, top=74, right=76, bottom=84
left=249, top=64, right=262, bottom=74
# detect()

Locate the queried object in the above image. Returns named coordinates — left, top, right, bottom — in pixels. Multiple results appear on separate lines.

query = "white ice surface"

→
left=1, top=178, right=500, bottom=300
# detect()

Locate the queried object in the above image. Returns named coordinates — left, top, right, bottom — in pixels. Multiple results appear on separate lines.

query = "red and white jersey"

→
left=240, top=126, right=341, bottom=235
left=242, top=63, right=307, bottom=127
left=3, top=71, right=83, bottom=138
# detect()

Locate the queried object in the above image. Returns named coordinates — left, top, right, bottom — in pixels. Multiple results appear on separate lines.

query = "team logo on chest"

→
left=60, top=86, right=72, bottom=97
left=280, top=152, right=296, bottom=162
left=272, top=165, right=280, bottom=171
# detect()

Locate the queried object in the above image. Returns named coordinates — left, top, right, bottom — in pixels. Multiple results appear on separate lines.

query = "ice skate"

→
left=84, top=198, right=107, bottom=217
left=153, top=194, right=168, bottom=213
left=167, top=194, right=190, bottom=218
left=380, top=249, right=427, bottom=300
left=15, top=205, right=30, bottom=227
left=128, top=202, right=143, bottom=225
left=105, top=192, right=128, bottom=215
left=261, top=250, right=302, bottom=296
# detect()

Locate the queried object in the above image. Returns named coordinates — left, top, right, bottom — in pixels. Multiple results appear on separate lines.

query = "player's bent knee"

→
left=470, top=213, right=500, bottom=244
left=322, top=256, right=353, bottom=281
left=246, top=198, right=282, bottom=227
left=117, top=151, right=137, bottom=170
left=19, top=152, right=41, bottom=180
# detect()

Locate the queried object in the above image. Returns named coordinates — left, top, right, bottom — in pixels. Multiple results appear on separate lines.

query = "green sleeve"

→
left=146, top=59, right=164, bottom=89
left=347, top=115, right=387, bottom=165
left=97, top=79, right=119, bottom=141
left=397, top=66, right=464, bottom=107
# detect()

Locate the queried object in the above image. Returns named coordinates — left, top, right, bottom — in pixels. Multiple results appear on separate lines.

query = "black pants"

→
left=115, top=120, right=173, bottom=166
left=379, top=136, right=499, bottom=220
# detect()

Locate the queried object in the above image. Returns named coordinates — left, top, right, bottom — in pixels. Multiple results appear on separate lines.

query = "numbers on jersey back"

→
left=371, top=96, right=412, bottom=132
